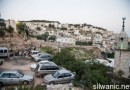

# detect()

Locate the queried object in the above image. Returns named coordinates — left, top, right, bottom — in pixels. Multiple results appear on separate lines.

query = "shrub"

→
left=53, top=47, right=114, bottom=89
left=76, top=41, right=92, bottom=46
left=40, top=46, right=55, bottom=55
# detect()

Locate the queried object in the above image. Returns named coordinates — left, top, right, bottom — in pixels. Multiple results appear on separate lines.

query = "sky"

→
left=0, top=0, right=130, bottom=36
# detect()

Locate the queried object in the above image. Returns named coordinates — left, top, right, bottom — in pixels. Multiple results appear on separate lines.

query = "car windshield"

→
left=17, top=71, right=24, bottom=77
left=38, top=54, right=42, bottom=56
left=39, top=55, right=43, bottom=58
left=52, top=71, right=60, bottom=78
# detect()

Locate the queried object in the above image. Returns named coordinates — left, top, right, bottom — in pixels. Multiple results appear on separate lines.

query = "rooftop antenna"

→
left=122, top=17, right=126, bottom=31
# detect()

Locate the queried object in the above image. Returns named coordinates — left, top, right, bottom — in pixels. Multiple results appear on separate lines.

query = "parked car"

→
left=35, top=64, right=62, bottom=77
left=33, top=53, right=52, bottom=62
left=0, top=70, right=34, bottom=87
left=0, top=47, right=8, bottom=58
left=30, top=60, right=56, bottom=70
left=30, top=50, right=40, bottom=58
left=43, top=69, right=75, bottom=85
left=31, top=53, right=43, bottom=59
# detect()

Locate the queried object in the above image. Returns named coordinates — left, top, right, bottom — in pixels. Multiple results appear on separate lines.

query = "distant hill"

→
left=20, top=20, right=60, bottom=23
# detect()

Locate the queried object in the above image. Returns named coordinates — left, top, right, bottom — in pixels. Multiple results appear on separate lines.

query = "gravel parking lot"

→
left=0, top=56, right=43, bottom=85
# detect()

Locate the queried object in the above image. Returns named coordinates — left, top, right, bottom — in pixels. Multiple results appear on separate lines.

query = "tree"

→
left=42, top=32, right=49, bottom=41
left=7, top=25, right=14, bottom=40
left=0, top=30, right=5, bottom=38
left=117, top=70, right=124, bottom=77
left=16, top=22, right=25, bottom=33
left=7, top=25, right=14, bottom=50
left=48, top=35, right=56, bottom=42
left=16, top=22, right=30, bottom=40
left=36, top=32, right=49, bottom=41
left=53, top=47, right=114, bottom=89
left=49, top=24, right=55, bottom=29
left=36, top=27, right=41, bottom=31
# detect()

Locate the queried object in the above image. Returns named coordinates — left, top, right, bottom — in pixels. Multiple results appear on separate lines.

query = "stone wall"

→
left=114, top=50, right=130, bottom=78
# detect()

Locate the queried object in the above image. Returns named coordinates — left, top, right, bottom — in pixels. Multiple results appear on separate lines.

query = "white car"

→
left=31, top=53, right=43, bottom=59
left=30, top=50, right=40, bottom=58
left=30, top=61, right=56, bottom=70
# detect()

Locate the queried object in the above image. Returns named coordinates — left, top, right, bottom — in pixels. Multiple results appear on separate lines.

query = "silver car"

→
left=0, top=70, right=34, bottom=87
left=33, top=53, right=52, bottom=62
left=43, top=69, right=75, bottom=85
left=30, top=60, right=56, bottom=70
left=35, top=64, right=61, bottom=77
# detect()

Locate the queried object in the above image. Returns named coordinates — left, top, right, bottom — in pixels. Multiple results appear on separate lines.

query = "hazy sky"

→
left=0, top=0, right=130, bottom=36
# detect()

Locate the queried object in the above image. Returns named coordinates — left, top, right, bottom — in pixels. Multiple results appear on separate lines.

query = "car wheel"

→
left=49, top=81, right=55, bottom=85
left=0, top=61, right=3, bottom=65
left=23, top=81, right=29, bottom=85
left=0, top=82, right=3, bottom=87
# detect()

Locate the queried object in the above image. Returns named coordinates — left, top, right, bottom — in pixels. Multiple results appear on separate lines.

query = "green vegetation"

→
left=0, top=29, right=5, bottom=37
left=36, top=27, right=42, bottom=31
left=107, top=52, right=114, bottom=58
left=76, top=41, right=92, bottom=46
left=53, top=47, right=130, bottom=89
left=36, top=32, right=56, bottom=42
left=16, top=22, right=30, bottom=39
left=70, top=48, right=95, bottom=60
left=40, top=46, right=55, bottom=55
left=48, top=35, right=56, bottom=42
left=7, top=25, right=14, bottom=40
left=36, top=32, right=49, bottom=41
left=117, top=70, right=124, bottom=77
left=49, top=24, right=55, bottom=29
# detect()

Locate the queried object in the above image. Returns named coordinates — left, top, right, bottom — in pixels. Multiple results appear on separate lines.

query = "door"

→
left=57, top=73, right=66, bottom=84
left=9, top=73, right=20, bottom=84
left=47, top=66, right=59, bottom=74
left=63, top=73, right=72, bottom=83
left=0, top=73, right=11, bottom=85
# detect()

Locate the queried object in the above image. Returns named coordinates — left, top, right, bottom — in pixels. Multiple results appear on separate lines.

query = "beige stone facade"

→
left=114, top=50, right=130, bottom=78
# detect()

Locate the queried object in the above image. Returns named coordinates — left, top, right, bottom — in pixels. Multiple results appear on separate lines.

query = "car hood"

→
left=30, top=64, right=37, bottom=69
left=44, top=74, right=55, bottom=82
left=22, top=75, right=34, bottom=80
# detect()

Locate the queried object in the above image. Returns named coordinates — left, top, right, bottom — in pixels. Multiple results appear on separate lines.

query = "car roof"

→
left=1, top=70, right=19, bottom=73
left=38, top=60, right=50, bottom=63
left=0, top=47, right=8, bottom=49
left=58, top=69, right=71, bottom=74
left=39, top=63, right=57, bottom=66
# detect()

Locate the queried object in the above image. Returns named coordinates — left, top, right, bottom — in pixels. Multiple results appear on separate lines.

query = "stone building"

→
left=0, top=18, right=6, bottom=30
left=114, top=18, right=130, bottom=78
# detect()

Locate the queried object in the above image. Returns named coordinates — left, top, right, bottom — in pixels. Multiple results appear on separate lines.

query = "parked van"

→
left=0, top=47, right=8, bottom=58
